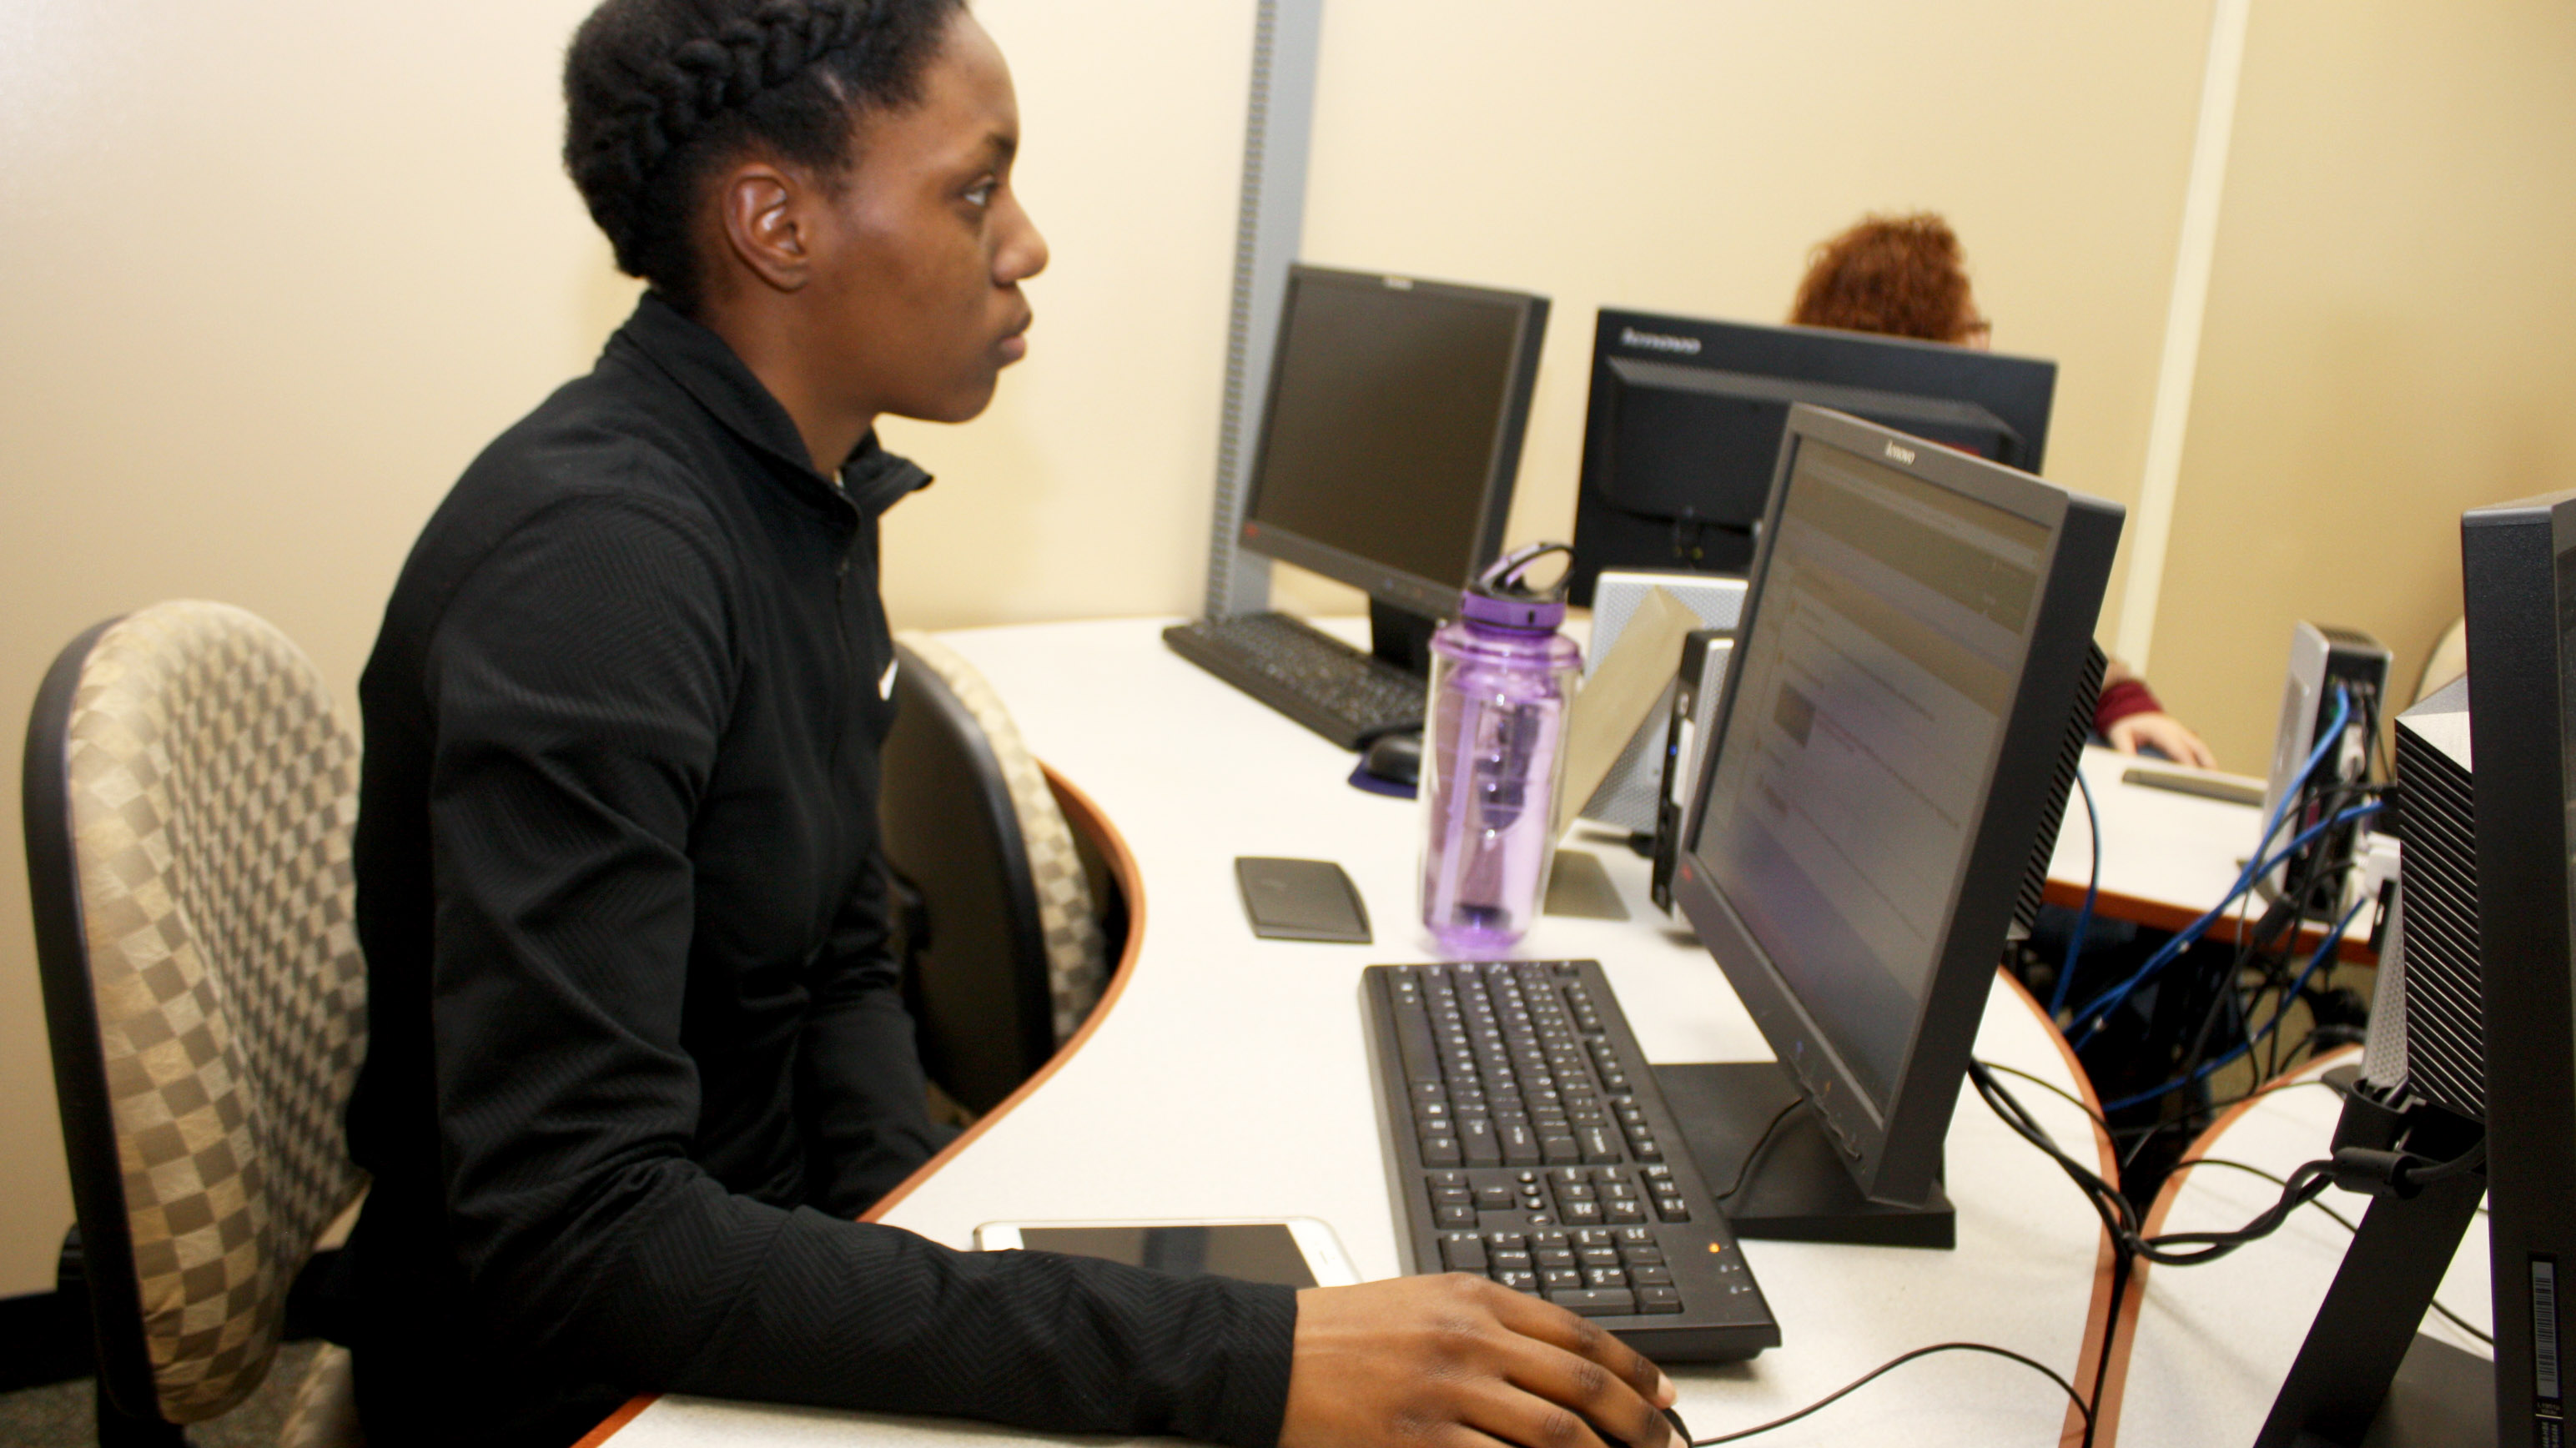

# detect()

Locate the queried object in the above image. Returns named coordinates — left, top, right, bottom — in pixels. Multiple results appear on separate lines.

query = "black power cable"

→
left=2173, top=1156, right=2493, bottom=1347
left=1710, top=1099, right=1803, bottom=1205
left=1677, top=1340, right=2092, bottom=1445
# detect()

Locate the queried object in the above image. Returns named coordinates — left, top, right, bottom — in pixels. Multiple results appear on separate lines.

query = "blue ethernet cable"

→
left=2064, top=686, right=2356, bottom=1043
left=2099, top=892, right=2370, bottom=1114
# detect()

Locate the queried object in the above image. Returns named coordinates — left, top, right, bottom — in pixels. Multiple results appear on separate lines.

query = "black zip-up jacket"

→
left=343, top=294, right=1296, bottom=1447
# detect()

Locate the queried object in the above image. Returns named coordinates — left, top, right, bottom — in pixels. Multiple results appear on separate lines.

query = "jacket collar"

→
left=609, top=291, right=932, bottom=522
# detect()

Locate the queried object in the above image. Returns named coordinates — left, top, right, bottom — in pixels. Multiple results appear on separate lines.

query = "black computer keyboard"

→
left=1363, top=960, right=1779, bottom=1362
left=1162, top=612, right=1426, bottom=750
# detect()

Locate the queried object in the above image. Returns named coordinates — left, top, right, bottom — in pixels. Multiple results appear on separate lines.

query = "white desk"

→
left=2105, top=1050, right=2491, bottom=1445
left=594, top=617, right=2121, bottom=1448
left=2044, top=749, right=2375, bottom=963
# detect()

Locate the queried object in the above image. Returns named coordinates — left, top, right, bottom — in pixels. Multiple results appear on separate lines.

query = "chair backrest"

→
left=21, top=601, right=369, bottom=1425
left=882, top=632, right=1108, bottom=1113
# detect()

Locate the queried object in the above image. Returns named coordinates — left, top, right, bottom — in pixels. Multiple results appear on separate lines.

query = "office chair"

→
left=883, top=632, right=1111, bottom=1115
left=2415, top=616, right=2468, bottom=705
left=23, top=601, right=368, bottom=1446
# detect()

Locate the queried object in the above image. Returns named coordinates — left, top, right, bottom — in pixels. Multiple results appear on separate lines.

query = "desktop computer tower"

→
left=2256, top=622, right=2390, bottom=916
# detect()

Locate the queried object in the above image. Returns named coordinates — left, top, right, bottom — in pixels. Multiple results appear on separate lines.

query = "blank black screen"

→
left=1243, top=273, right=1527, bottom=592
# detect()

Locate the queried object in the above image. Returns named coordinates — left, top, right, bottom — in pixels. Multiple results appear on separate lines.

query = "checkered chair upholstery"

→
left=23, top=601, right=369, bottom=1433
left=883, top=632, right=1109, bottom=1111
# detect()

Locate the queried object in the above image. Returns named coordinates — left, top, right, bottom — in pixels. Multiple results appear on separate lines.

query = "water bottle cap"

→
left=1461, top=542, right=1572, bottom=631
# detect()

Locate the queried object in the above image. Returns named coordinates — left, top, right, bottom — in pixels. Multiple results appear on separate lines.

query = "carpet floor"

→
left=0, top=1339, right=321, bottom=1446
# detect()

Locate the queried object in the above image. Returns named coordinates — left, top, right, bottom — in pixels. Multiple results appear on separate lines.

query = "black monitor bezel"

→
left=1570, top=309, right=2058, bottom=603
left=2459, top=491, right=2576, bottom=1431
left=1666, top=404, right=2121, bottom=1205
left=1235, top=264, right=1549, bottom=621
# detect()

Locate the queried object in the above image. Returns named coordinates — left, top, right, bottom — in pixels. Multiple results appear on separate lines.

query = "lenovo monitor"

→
left=1568, top=310, right=2057, bottom=605
left=1661, top=405, right=2118, bottom=1244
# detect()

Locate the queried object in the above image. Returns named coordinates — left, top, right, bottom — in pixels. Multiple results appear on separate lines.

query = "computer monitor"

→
left=2458, top=495, right=2576, bottom=1448
left=1660, top=405, right=2119, bottom=1246
left=1567, top=309, right=2058, bottom=605
left=2258, top=491, right=2576, bottom=1445
left=1238, top=264, right=1549, bottom=671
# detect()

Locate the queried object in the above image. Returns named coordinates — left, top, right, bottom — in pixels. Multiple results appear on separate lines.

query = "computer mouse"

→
left=1361, top=728, right=1422, bottom=787
left=1586, top=1403, right=1693, bottom=1448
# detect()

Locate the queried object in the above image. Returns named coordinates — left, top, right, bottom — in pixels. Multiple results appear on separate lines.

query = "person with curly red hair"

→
left=1789, top=213, right=2215, bottom=767
left=1790, top=212, right=1990, bottom=348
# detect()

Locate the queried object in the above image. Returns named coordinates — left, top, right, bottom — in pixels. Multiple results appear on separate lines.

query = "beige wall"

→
left=7, top=0, right=2537, bottom=1300
left=1291, top=1, right=2213, bottom=638
left=2150, top=0, right=2576, bottom=772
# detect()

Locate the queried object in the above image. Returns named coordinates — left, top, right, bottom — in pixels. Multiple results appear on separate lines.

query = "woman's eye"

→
left=963, top=180, right=995, bottom=208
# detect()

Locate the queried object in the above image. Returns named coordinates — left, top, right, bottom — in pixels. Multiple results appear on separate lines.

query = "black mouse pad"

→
left=1235, top=857, right=1372, bottom=943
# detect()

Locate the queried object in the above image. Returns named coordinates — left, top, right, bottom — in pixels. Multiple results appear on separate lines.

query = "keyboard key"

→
left=1549, top=1288, right=1638, bottom=1316
left=1422, top=1135, right=1462, bottom=1167
left=1495, top=1270, right=1541, bottom=1294
left=1637, top=1286, right=1684, bottom=1315
left=1436, top=1204, right=1477, bottom=1229
left=1475, top=1183, right=1515, bottom=1211
left=1542, top=1268, right=1585, bottom=1291
left=1439, top=1234, right=1488, bottom=1272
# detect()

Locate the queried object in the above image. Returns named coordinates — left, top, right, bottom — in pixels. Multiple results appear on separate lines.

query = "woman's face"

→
left=801, top=12, right=1049, bottom=425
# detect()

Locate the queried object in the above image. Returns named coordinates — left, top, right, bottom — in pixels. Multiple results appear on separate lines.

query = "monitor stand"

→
left=2254, top=1110, right=2490, bottom=1448
left=1653, top=1062, right=1955, bottom=1249
left=1368, top=598, right=1438, bottom=677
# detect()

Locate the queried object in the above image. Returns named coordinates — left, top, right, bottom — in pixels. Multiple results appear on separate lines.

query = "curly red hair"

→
left=1789, top=213, right=1977, bottom=344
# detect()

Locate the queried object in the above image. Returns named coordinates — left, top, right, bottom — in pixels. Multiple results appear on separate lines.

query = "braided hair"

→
left=564, top=0, right=966, bottom=314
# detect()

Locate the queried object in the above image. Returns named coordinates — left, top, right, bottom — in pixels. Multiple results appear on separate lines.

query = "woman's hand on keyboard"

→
left=1282, top=1275, right=1679, bottom=1448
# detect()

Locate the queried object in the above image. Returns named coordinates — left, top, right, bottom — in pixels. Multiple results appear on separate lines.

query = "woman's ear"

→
left=713, top=160, right=815, bottom=294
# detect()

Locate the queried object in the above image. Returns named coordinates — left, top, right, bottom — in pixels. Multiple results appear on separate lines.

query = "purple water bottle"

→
left=1421, top=543, right=1582, bottom=957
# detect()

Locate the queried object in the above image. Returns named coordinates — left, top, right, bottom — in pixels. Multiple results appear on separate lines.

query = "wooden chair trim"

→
left=1993, top=968, right=2128, bottom=1447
